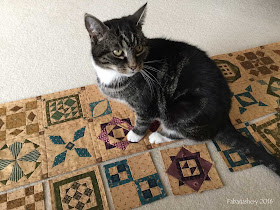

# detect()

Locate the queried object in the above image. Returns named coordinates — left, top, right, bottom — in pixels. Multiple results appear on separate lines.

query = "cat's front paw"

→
left=149, top=132, right=166, bottom=144
left=127, top=130, right=144, bottom=143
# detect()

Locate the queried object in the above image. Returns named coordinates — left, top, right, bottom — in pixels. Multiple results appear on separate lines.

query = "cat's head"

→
left=85, top=3, right=148, bottom=77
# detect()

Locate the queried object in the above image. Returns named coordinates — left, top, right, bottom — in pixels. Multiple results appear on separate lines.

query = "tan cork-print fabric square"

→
left=228, top=80, right=275, bottom=125
left=211, top=54, right=250, bottom=87
left=160, top=144, right=223, bottom=195
left=211, top=42, right=280, bottom=85
left=212, top=123, right=261, bottom=172
left=0, top=182, right=45, bottom=210
left=40, top=87, right=88, bottom=129
left=211, top=42, right=280, bottom=125
left=249, top=112, right=280, bottom=160
left=253, top=71, right=280, bottom=111
left=0, top=98, right=43, bottom=142
left=43, top=118, right=98, bottom=177
left=49, top=165, right=108, bottom=210
left=103, top=152, right=167, bottom=210
left=0, top=98, right=47, bottom=192
left=89, top=110, right=150, bottom=162
left=83, top=85, right=160, bottom=161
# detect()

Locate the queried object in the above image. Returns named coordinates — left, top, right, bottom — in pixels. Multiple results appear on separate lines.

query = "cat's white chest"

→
left=91, top=59, right=122, bottom=85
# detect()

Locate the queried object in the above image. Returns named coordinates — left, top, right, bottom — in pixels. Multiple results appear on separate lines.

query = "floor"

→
left=0, top=0, right=280, bottom=209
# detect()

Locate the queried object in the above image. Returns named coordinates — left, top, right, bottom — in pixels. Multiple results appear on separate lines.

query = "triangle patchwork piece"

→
left=245, top=85, right=252, bottom=92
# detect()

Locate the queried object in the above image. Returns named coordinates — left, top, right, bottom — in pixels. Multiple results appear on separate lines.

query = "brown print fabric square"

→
left=0, top=193, right=7, bottom=204
left=7, top=197, right=25, bottom=209
left=25, top=101, right=37, bottom=111
left=244, top=52, right=258, bottom=60
left=0, top=108, right=6, bottom=116
left=0, top=130, right=6, bottom=141
left=34, top=192, right=44, bottom=202
left=6, top=112, right=26, bottom=129
left=25, top=186, right=34, bottom=196
left=240, top=61, right=254, bottom=69
left=26, top=123, right=39, bottom=135
left=25, top=203, right=36, bottom=210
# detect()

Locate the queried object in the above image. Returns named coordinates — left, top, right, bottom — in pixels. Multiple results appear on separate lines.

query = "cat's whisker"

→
left=144, top=64, right=164, bottom=72
left=142, top=71, right=156, bottom=94
left=143, top=69, right=164, bottom=90
left=145, top=72, right=156, bottom=95
left=143, top=67, right=172, bottom=79
left=144, top=59, right=164, bottom=64
left=140, top=71, right=154, bottom=97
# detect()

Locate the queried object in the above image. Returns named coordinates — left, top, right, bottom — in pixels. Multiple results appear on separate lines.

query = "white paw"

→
left=127, top=130, right=144, bottom=143
left=149, top=132, right=167, bottom=144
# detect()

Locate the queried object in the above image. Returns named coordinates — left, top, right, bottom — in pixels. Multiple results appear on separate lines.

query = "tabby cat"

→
left=84, top=4, right=280, bottom=176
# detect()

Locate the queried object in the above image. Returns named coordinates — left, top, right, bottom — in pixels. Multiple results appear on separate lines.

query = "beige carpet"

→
left=0, top=0, right=280, bottom=209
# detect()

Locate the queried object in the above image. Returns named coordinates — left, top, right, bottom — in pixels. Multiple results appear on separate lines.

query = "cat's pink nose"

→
left=129, top=65, right=137, bottom=70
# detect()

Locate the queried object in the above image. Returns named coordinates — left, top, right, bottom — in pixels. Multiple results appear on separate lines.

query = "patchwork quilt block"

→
left=43, top=119, right=98, bottom=177
left=0, top=98, right=42, bottom=143
left=212, top=42, right=280, bottom=125
left=160, top=144, right=223, bottom=195
left=49, top=165, right=108, bottom=210
left=40, top=87, right=88, bottom=128
left=89, top=110, right=151, bottom=162
left=250, top=113, right=280, bottom=159
left=0, top=183, right=45, bottom=210
left=212, top=123, right=261, bottom=172
left=229, top=82, right=275, bottom=125
left=211, top=42, right=280, bottom=85
left=81, top=85, right=113, bottom=120
left=211, top=55, right=249, bottom=87
left=0, top=98, right=47, bottom=192
left=103, top=152, right=167, bottom=210
left=254, top=72, right=280, bottom=111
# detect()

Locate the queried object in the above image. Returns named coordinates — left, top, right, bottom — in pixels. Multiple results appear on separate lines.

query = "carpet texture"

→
left=1, top=1, right=280, bottom=210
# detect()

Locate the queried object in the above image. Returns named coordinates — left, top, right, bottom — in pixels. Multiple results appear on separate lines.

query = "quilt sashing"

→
left=103, top=153, right=166, bottom=209
left=49, top=165, right=108, bottom=210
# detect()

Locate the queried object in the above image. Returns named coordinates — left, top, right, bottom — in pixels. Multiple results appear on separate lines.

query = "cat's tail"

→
left=214, top=120, right=280, bottom=176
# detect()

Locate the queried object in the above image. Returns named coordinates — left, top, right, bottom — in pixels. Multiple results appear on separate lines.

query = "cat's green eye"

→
left=113, top=49, right=123, bottom=57
left=135, top=45, right=143, bottom=53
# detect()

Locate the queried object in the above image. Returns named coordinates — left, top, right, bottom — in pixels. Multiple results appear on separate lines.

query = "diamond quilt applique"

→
left=49, top=127, right=91, bottom=167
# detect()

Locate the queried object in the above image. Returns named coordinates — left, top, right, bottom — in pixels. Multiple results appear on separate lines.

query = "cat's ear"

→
left=84, top=13, right=109, bottom=42
left=131, top=3, right=147, bottom=26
